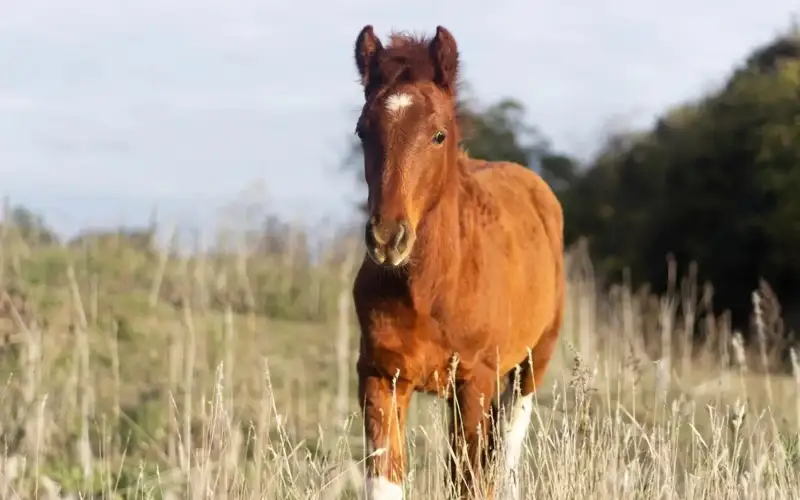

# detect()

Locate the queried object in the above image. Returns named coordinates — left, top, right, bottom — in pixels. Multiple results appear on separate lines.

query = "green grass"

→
left=0, top=226, right=798, bottom=499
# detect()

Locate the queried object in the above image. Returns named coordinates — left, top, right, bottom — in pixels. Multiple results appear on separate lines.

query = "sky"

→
left=0, top=0, right=798, bottom=239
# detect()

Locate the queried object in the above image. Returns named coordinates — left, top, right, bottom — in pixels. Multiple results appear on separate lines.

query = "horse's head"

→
left=353, top=25, right=461, bottom=268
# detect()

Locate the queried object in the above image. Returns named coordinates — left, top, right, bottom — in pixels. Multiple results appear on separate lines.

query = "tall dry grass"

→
left=0, top=208, right=797, bottom=499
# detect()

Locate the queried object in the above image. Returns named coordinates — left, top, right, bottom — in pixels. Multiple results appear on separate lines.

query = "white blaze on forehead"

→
left=385, top=93, right=413, bottom=116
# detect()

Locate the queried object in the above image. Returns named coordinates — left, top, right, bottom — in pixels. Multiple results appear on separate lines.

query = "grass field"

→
left=0, top=217, right=798, bottom=499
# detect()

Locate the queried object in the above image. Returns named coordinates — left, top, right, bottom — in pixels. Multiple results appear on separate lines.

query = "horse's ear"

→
left=429, top=26, right=459, bottom=91
left=355, top=25, right=383, bottom=89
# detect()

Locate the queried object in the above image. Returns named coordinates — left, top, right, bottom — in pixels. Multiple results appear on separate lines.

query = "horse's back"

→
left=469, top=158, right=564, bottom=261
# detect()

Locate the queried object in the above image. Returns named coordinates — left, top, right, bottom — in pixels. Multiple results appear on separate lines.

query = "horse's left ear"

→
left=429, top=26, right=459, bottom=91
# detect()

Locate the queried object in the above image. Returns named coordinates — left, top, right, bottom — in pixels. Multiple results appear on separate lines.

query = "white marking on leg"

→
left=503, top=393, right=532, bottom=467
left=385, top=93, right=413, bottom=116
left=497, top=388, right=533, bottom=499
left=365, top=476, right=404, bottom=500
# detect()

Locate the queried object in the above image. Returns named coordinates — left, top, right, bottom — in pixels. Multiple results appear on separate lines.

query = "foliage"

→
left=338, top=29, right=800, bottom=336
left=564, top=33, right=800, bottom=332
left=1, top=202, right=60, bottom=246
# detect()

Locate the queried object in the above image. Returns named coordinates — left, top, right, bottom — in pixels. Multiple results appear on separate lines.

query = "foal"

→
left=351, top=25, right=565, bottom=500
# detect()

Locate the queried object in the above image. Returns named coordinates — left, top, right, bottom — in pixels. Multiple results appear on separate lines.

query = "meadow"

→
left=0, top=210, right=798, bottom=500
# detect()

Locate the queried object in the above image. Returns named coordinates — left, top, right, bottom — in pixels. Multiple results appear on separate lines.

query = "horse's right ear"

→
left=354, top=25, right=383, bottom=89
left=429, top=26, right=459, bottom=91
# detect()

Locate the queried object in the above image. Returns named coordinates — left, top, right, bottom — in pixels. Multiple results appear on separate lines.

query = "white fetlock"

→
left=365, top=476, right=404, bottom=500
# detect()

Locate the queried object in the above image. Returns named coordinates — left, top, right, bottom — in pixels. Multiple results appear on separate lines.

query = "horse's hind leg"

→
left=497, top=314, right=563, bottom=498
left=495, top=366, right=533, bottom=500
left=448, top=370, right=499, bottom=499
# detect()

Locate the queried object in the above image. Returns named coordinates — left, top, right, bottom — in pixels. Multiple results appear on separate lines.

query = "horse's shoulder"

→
left=463, top=159, right=564, bottom=251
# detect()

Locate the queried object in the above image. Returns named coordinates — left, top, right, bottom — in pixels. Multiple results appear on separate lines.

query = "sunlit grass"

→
left=0, top=223, right=797, bottom=499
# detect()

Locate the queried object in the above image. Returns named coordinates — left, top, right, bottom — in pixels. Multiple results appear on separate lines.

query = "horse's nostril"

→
left=393, top=222, right=409, bottom=253
left=365, top=219, right=377, bottom=247
left=366, top=218, right=412, bottom=260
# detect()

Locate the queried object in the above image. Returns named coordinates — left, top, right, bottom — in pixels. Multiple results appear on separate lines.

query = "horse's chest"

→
left=364, top=312, right=451, bottom=387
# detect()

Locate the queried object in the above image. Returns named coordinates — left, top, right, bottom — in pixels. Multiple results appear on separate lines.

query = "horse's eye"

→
left=432, top=131, right=446, bottom=144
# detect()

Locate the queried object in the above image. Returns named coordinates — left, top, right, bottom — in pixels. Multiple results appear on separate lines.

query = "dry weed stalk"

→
left=149, top=224, right=176, bottom=308
left=791, top=348, right=800, bottom=434
left=335, top=239, right=359, bottom=430
left=752, top=290, right=776, bottom=418
left=66, top=265, right=94, bottom=482
left=181, top=295, right=197, bottom=476
left=680, top=261, right=699, bottom=377
left=566, top=341, right=597, bottom=433
left=0, top=197, right=9, bottom=286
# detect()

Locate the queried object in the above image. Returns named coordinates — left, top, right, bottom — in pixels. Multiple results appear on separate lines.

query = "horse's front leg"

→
left=449, top=375, right=498, bottom=499
left=358, top=363, right=414, bottom=500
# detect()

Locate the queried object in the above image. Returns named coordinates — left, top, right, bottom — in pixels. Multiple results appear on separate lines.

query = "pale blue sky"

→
left=1, top=0, right=797, bottom=237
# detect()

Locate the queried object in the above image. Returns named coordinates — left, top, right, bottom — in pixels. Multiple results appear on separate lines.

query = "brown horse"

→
left=351, top=25, right=565, bottom=500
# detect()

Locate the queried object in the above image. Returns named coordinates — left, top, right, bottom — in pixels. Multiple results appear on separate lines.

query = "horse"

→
left=350, top=24, right=565, bottom=500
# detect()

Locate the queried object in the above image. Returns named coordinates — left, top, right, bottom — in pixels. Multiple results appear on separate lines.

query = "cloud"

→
left=0, top=0, right=798, bottom=232
left=0, top=91, right=38, bottom=112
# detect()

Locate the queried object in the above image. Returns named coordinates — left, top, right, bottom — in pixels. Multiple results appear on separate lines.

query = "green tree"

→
left=560, top=31, right=800, bottom=333
left=4, top=204, right=59, bottom=246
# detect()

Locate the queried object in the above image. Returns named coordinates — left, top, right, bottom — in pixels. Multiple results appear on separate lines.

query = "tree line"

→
left=341, top=29, right=800, bottom=337
left=4, top=30, right=799, bottom=337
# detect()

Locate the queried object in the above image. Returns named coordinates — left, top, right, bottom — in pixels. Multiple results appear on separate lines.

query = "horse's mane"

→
left=370, top=32, right=463, bottom=97
left=374, top=33, right=438, bottom=89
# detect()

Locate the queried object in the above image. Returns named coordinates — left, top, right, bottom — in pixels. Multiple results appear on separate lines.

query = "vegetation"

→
left=342, top=29, right=800, bottom=345
left=0, top=23, right=799, bottom=500
left=563, top=32, right=800, bottom=336
left=0, top=220, right=799, bottom=499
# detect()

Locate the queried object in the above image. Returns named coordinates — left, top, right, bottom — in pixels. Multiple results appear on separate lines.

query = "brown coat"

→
left=352, top=24, right=565, bottom=499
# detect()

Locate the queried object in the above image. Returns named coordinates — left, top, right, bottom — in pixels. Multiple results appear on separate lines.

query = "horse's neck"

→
left=407, top=166, right=475, bottom=315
